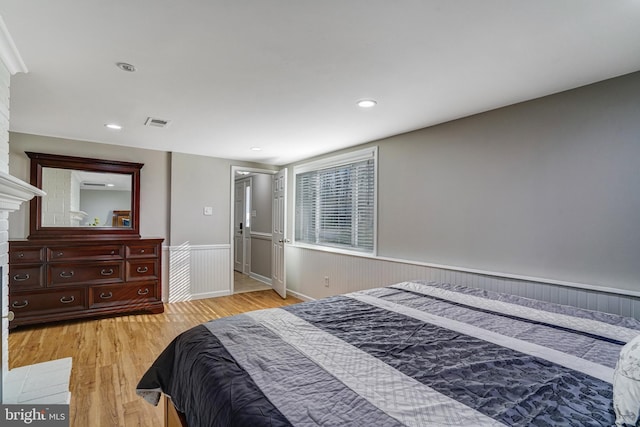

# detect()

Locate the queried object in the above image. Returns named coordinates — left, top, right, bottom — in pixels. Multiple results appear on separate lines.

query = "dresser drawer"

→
left=10, top=288, right=87, bottom=317
left=126, top=243, right=159, bottom=258
left=126, top=260, right=158, bottom=281
left=8, top=237, right=164, bottom=328
left=90, top=282, right=158, bottom=308
left=48, top=245, right=124, bottom=261
left=10, top=247, right=44, bottom=264
left=48, top=262, right=124, bottom=286
left=9, top=265, right=45, bottom=290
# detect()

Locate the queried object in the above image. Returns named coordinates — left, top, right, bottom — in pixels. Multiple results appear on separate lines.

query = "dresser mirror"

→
left=27, top=152, right=142, bottom=239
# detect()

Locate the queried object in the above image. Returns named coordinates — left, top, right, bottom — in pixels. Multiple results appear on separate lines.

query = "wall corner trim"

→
left=0, top=16, right=28, bottom=75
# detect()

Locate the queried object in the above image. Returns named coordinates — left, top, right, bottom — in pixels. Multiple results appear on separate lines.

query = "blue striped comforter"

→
left=137, top=281, right=640, bottom=426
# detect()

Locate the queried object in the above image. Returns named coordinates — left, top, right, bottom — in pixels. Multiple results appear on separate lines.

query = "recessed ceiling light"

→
left=116, top=62, right=136, bottom=72
left=250, top=147, right=262, bottom=151
left=357, top=99, right=377, bottom=108
left=104, top=123, right=122, bottom=130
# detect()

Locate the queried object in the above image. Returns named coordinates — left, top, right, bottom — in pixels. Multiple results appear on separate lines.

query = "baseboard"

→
left=249, top=272, right=272, bottom=285
left=287, top=289, right=315, bottom=302
left=190, top=290, right=231, bottom=300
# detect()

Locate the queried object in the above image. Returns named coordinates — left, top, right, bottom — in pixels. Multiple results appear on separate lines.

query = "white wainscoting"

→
left=168, top=244, right=231, bottom=302
left=286, top=246, right=640, bottom=319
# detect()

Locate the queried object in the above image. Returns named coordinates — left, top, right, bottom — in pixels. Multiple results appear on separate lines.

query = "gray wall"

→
left=8, top=71, right=640, bottom=296
left=286, top=71, right=640, bottom=293
left=8, top=133, right=171, bottom=240
left=249, top=173, right=273, bottom=279
left=8, top=134, right=276, bottom=248
left=250, top=173, right=273, bottom=234
left=80, top=189, right=131, bottom=227
left=170, top=152, right=275, bottom=246
left=251, top=237, right=272, bottom=279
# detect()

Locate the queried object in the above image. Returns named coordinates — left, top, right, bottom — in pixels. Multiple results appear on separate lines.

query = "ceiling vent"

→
left=144, top=117, right=171, bottom=128
left=116, top=62, right=136, bottom=72
left=82, top=182, right=106, bottom=187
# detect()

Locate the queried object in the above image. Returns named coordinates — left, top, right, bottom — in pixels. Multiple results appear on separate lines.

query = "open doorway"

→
left=231, top=168, right=275, bottom=294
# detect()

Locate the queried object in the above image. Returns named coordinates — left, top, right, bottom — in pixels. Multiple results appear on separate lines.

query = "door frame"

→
left=229, top=166, right=278, bottom=294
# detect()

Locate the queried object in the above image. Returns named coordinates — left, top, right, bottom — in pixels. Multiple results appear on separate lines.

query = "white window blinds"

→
left=295, top=148, right=376, bottom=254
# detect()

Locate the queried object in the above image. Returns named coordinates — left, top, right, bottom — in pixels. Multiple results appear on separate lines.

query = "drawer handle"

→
left=137, top=288, right=150, bottom=296
left=59, top=271, right=75, bottom=278
left=100, top=292, right=113, bottom=299
left=56, top=252, right=64, bottom=257
left=18, top=252, right=25, bottom=258
left=111, top=250, right=115, bottom=255
left=101, top=268, right=114, bottom=276
left=140, top=249, right=145, bottom=254
left=13, top=273, right=30, bottom=282
left=11, top=300, right=29, bottom=309
left=136, top=266, right=149, bottom=273
left=60, top=296, right=75, bottom=304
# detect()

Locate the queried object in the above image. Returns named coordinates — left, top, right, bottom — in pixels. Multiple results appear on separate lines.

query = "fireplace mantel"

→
left=0, top=170, right=45, bottom=212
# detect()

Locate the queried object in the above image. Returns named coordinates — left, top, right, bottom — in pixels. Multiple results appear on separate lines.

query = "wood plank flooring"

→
left=8, top=290, right=301, bottom=427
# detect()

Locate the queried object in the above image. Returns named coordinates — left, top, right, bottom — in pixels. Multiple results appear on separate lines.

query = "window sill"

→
left=291, top=242, right=376, bottom=259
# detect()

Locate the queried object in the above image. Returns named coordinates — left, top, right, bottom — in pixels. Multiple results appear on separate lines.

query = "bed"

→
left=137, top=280, right=640, bottom=426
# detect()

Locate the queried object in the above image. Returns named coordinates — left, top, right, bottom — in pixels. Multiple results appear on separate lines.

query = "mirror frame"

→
left=27, top=151, right=143, bottom=240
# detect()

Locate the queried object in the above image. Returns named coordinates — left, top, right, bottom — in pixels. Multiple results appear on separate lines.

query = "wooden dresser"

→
left=8, top=238, right=164, bottom=328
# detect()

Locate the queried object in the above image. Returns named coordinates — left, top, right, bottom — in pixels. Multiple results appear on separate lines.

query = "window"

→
left=294, top=147, right=377, bottom=254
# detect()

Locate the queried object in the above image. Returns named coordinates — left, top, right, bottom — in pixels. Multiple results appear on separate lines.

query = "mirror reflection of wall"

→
left=79, top=190, right=131, bottom=227
left=40, top=168, right=132, bottom=227
left=41, top=167, right=83, bottom=226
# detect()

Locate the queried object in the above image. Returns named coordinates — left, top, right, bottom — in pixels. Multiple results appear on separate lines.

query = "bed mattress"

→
left=137, top=280, right=640, bottom=426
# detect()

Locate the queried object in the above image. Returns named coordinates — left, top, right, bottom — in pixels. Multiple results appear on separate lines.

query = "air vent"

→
left=82, top=182, right=106, bottom=187
left=116, top=62, right=136, bottom=72
left=145, top=117, right=171, bottom=128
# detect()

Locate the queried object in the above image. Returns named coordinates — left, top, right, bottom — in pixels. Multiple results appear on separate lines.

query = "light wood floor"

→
left=234, top=271, right=272, bottom=294
left=8, top=290, right=301, bottom=427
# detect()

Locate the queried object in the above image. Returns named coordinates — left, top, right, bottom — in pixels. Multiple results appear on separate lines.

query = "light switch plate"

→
left=203, top=206, right=213, bottom=216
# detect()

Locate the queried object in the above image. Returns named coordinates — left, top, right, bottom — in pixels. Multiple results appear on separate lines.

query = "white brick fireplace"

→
left=0, top=15, right=47, bottom=403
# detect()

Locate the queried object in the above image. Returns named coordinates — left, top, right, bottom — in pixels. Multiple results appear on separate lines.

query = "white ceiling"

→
left=73, top=171, right=131, bottom=191
left=2, top=1, right=640, bottom=166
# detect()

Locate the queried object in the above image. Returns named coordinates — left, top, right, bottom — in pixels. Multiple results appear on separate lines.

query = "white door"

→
left=233, top=180, right=245, bottom=272
left=271, top=169, right=287, bottom=298
left=243, top=181, right=251, bottom=275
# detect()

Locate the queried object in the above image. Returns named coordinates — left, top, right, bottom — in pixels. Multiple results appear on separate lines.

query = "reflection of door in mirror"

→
left=41, top=168, right=132, bottom=227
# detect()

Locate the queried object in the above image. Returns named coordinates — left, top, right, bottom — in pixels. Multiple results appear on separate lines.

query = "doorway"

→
left=233, top=177, right=251, bottom=274
left=230, top=167, right=286, bottom=296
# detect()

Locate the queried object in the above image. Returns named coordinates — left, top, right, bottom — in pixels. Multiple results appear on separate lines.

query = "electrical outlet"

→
left=203, top=206, right=213, bottom=216
left=324, top=276, right=329, bottom=287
